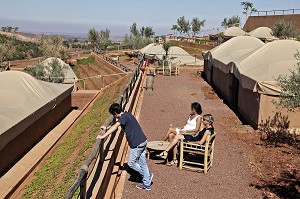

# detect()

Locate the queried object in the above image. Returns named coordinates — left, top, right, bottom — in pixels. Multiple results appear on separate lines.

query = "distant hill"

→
left=0, top=31, right=40, bottom=43
left=0, top=34, right=42, bottom=61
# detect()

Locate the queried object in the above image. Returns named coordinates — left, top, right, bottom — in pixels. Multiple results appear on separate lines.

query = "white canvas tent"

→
left=233, top=40, right=300, bottom=95
left=139, top=43, right=203, bottom=66
left=202, top=36, right=264, bottom=85
left=40, top=57, right=78, bottom=84
left=209, top=36, right=265, bottom=73
left=223, top=27, right=246, bottom=37
left=246, top=27, right=278, bottom=41
left=0, top=71, right=73, bottom=174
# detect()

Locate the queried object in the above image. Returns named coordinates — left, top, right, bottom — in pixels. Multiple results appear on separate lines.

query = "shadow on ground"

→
left=253, top=170, right=300, bottom=198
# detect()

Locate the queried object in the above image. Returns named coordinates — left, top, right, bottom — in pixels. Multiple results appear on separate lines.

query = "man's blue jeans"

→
left=127, top=140, right=151, bottom=187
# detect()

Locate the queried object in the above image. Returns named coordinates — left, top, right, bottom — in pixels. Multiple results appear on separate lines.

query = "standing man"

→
left=97, top=103, right=153, bottom=191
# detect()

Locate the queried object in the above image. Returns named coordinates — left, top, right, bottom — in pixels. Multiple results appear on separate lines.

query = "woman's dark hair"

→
left=191, top=102, right=202, bottom=115
left=109, top=103, right=122, bottom=115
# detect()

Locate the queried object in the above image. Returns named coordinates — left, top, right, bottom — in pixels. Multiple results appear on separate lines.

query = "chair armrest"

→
left=180, top=138, right=205, bottom=150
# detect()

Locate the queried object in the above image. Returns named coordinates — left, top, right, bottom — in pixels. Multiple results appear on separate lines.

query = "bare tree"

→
left=240, top=1, right=257, bottom=19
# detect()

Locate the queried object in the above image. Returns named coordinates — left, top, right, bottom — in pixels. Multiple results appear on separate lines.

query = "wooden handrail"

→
left=65, top=58, right=144, bottom=199
left=251, top=8, right=300, bottom=16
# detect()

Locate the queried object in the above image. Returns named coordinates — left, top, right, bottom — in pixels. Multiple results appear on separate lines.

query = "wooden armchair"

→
left=155, top=61, right=180, bottom=76
left=179, top=132, right=216, bottom=174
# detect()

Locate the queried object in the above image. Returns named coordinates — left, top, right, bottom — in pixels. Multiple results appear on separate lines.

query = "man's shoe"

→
left=136, top=183, right=151, bottom=191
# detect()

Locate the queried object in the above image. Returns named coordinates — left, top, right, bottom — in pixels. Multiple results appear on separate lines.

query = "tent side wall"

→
left=0, top=88, right=73, bottom=176
left=259, top=94, right=300, bottom=129
left=211, top=66, right=233, bottom=105
left=203, top=59, right=213, bottom=84
left=237, top=85, right=260, bottom=129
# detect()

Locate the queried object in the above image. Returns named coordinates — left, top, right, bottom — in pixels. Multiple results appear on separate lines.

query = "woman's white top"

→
left=182, top=114, right=201, bottom=131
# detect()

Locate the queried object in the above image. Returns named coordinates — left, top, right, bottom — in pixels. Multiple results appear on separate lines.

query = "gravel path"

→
left=122, top=69, right=261, bottom=199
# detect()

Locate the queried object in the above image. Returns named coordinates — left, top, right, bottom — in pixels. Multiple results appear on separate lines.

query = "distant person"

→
left=97, top=103, right=153, bottom=191
left=162, top=102, right=202, bottom=166
left=157, top=114, right=215, bottom=162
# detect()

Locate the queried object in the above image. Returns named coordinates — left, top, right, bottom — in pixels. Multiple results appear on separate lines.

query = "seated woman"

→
left=157, top=114, right=214, bottom=163
left=162, top=102, right=202, bottom=142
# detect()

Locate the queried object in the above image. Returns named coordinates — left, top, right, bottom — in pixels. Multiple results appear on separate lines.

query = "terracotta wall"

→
left=170, top=40, right=215, bottom=50
left=244, top=14, right=300, bottom=32
left=259, top=95, right=300, bottom=130
left=0, top=95, right=72, bottom=176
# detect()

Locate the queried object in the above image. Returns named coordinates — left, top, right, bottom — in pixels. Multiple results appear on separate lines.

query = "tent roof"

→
left=210, top=36, right=264, bottom=66
left=234, top=40, right=300, bottom=95
left=0, top=71, right=73, bottom=140
left=246, top=27, right=278, bottom=41
left=223, top=27, right=246, bottom=37
left=169, top=46, right=203, bottom=66
left=41, top=57, right=78, bottom=83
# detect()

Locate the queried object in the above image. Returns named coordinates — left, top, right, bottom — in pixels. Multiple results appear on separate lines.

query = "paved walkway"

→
left=122, top=69, right=261, bottom=199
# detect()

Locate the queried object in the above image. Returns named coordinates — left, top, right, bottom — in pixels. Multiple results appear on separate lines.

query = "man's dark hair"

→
left=109, top=103, right=122, bottom=115
left=191, top=102, right=202, bottom=115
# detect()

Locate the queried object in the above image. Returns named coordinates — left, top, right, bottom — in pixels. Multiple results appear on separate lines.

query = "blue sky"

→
left=0, top=0, right=299, bottom=37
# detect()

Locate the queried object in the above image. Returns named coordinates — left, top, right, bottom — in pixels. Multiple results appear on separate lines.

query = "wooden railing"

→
left=93, top=49, right=132, bottom=72
left=65, top=57, right=144, bottom=199
left=252, top=8, right=300, bottom=16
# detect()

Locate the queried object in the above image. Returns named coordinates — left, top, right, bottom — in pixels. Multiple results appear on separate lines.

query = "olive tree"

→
left=172, top=16, right=205, bottom=37
left=24, top=58, right=67, bottom=83
left=123, top=23, right=154, bottom=49
left=0, top=40, right=15, bottom=64
left=275, top=51, right=300, bottom=110
left=191, top=17, right=206, bottom=37
left=39, top=35, right=69, bottom=60
left=272, top=20, right=299, bottom=39
left=221, top=16, right=241, bottom=29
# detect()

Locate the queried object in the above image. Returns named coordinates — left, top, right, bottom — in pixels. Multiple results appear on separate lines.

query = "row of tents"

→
left=223, top=26, right=278, bottom=41
left=203, top=36, right=300, bottom=131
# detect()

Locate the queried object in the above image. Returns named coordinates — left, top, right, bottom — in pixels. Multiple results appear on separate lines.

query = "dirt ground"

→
left=122, top=69, right=299, bottom=199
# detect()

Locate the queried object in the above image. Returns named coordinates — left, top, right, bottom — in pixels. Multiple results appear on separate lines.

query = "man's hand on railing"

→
left=96, top=122, right=121, bottom=140
left=97, top=134, right=105, bottom=139
left=100, top=125, right=107, bottom=131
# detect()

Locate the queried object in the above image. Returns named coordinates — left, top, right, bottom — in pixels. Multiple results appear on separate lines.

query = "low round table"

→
left=146, top=141, right=170, bottom=160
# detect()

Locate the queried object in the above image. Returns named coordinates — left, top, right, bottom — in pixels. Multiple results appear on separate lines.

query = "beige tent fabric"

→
left=209, top=36, right=264, bottom=73
left=169, top=46, right=203, bottom=66
left=139, top=43, right=165, bottom=60
left=140, top=43, right=203, bottom=65
left=234, top=40, right=300, bottom=95
left=39, top=57, right=78, bottom=84
left=246, top=27, right=278, bottom=41
left=0, top=71, right=73, bottom=149
left=223, top=27, right=246, bottom=37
